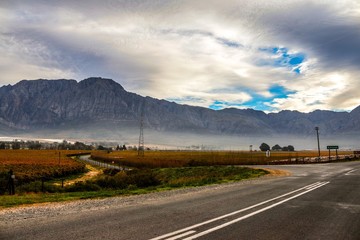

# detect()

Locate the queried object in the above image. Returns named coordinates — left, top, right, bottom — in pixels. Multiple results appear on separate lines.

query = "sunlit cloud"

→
left=0, top=0, right=360, bottom=112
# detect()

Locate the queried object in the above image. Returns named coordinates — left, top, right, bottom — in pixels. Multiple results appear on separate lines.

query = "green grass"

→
left=0, top=166, right=268, bottom=208
left=154, top=166, right=268, bottom=187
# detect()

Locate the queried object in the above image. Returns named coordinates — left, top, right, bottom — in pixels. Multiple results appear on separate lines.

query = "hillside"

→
left=0, top=77, right=358, bottom=139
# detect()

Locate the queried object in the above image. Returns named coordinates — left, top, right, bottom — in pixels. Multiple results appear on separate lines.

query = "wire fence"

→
left=77, top=155, right=126, bottom=170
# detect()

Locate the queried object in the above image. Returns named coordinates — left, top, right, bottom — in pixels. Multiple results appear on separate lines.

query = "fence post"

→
left=8, top=170, right=15, bottom=195
left=41, top=177, right=45, bottom=192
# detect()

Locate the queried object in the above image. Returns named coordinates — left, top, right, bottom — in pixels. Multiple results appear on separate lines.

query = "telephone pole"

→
left=315, top=127, right=320, bottom=160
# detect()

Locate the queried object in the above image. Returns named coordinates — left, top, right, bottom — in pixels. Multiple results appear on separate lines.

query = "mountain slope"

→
left=0, top=77, right=358, bottom=137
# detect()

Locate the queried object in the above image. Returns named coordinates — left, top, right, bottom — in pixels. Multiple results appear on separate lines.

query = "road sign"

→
left=266, top=150, right=271, bottom=157
left=327, top=145, right=339, bottom=150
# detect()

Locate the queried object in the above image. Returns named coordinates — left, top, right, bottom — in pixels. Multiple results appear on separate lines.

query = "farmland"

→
left=0, top=148, right=357, bottom=207
left=91, top=150, right=355, bottom=168
left=0, top=150, right=87, bottom=184
left=0, top=149, right=271, bottom=207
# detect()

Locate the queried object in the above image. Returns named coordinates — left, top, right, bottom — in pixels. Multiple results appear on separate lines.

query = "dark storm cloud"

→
left=263, top=2, right=360, bottom=70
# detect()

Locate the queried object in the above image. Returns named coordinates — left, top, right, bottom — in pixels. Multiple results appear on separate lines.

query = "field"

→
left=0, top=150, right=87, bottom=184
left=91, top=150, right=355, bottom=168
left=1, top=149, right=354, bottom=182
left=0, top=148, right=356, bottom=207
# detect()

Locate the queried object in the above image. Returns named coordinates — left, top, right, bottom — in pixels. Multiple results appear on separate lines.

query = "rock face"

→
left=0, top=77, right=358, bottom=137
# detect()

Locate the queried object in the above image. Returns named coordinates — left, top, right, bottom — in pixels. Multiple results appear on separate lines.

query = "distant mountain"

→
left=0, top=77, right=358, bottom=138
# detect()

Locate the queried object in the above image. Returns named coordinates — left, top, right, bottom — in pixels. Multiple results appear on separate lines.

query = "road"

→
left=1, top=161, right=359, bottom=240
left=78, top=155, right=124, bottom=170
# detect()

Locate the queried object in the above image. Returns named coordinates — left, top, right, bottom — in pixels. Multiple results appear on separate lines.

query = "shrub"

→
left=126, top=170, right=160, bottom=188
left=17, top=181, right=63, bottom=193
left=65, top=181, right=101, bottom=192
left=93, top=170, right=160, bottom=189
left=103, top=168, right=121, bottom=176
left=0, top=171, right=8, bottom=194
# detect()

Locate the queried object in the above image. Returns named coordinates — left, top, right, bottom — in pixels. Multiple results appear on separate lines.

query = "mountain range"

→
left=0, top=77, right=359, bottom=145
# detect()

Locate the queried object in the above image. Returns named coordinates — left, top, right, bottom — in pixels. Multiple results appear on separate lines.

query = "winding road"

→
left=1, top=161, right=359, bottom=240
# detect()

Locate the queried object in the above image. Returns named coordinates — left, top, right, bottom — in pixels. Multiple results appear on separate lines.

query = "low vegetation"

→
left=91, top=150, right=354, bottom=168
left=0, top=150, right=87, bottom=194
left=1, top=148, right=356, bottom=208
left=0, top=166, right=268, bottom=208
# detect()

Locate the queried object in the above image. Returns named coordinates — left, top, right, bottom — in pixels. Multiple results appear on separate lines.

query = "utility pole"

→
left=250, top=145, right=253, bottom=161
left=315, top=127, right=320, bottom=160
left=138, top=100, right=145, bottom=157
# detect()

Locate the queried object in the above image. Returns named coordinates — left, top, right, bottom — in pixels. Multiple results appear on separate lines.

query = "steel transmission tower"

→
left=138, top=101, right=145, bottom=157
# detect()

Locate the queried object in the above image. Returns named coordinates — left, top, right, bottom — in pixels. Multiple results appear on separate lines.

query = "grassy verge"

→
left=0, top=190, right=144, bottom=208
left=0, top=166, right=268, bottom=208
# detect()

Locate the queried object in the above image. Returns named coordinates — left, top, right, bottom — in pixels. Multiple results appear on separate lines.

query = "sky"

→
left=0, top=0, right=360, bottom=113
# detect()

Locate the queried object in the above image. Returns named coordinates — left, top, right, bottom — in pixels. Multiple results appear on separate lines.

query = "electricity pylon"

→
left=138, top=101, right=145, bottom=157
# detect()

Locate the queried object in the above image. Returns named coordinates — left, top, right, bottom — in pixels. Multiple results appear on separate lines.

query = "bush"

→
left=65, top=181, right=101, bottom=192
left=93, top=170, right=160, bottom=189
left=103, top=168, right=121, bottom=176
left=126, top=170, right=160, bottom=188
left=0, top=171, right=8, bottom=194
left=17, top=181, right=63, bottom=193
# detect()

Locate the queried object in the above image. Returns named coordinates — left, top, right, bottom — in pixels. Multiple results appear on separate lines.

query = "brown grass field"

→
left=0, top=149, right=355, bottom=182
left=92, top=150, right=354, bottom=168
left=0, top=150, right=87, bottom=183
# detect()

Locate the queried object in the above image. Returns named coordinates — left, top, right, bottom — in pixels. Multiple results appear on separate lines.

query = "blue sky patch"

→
left=258, top=47, right=306, bottom=74
left=209, top=100, right=243, bottom=110
left=269, top=84, right=295, bottom=99
left=208, top=85, right=296, bottom=111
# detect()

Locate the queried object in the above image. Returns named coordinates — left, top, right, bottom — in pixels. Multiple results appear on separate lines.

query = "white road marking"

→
left=305, top=181, right=327, bottom=190
left=165, top=231, right=196, bottom=240
left=149, top=182, right=326, bottom=240
left=345, top=169, right=356, bottom=175
left=182, top=182, right=329, bottom=240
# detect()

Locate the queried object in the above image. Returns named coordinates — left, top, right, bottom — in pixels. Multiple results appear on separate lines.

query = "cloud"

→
left=0, top=0, right=360, bottom=112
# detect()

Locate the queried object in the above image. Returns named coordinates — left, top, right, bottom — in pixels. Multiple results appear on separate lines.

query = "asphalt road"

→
left=1, top=161, right=359, bottom=240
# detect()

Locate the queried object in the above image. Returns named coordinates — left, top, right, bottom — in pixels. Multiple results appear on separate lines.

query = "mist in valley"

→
left=7, top=126, right=360, bottom=151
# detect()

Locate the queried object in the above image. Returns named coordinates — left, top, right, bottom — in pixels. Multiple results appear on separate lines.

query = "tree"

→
left=282, top=146, right=289, bottom=151
left=97, top=145, right=106, bottom=150
left=12, top=142, right=21, bottom=150
left=28, top=142, right=41, bottom=150
left=271, top=144, right=282, bottom=151
left=259, top=143, right=270, bottom=152
left=287, top=145, right=295, bottom=151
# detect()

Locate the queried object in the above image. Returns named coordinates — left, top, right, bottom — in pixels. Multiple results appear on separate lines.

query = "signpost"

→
left=266, top=150, right=271, bottom=158
left=327, top=145, right=339, bottom=160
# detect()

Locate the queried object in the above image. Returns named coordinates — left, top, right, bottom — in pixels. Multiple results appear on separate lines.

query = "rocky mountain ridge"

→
left=0, top=77, right=359, bottom=137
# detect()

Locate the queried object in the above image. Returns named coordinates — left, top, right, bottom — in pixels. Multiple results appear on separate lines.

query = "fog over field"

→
left=5, top=128, right=359, bottom=151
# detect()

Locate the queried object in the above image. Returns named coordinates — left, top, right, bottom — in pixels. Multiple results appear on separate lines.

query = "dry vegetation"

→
left=0, top=150, right=87, bottom=183
left=91, top=150, right=354, bottom=168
